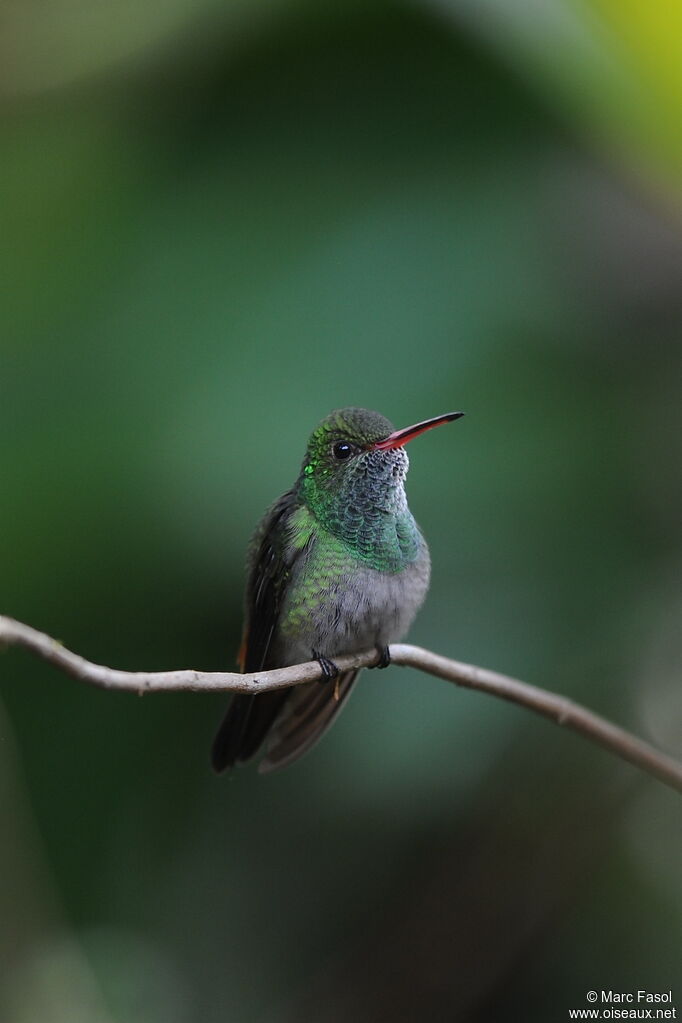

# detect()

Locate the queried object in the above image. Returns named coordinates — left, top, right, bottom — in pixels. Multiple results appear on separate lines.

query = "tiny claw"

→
left=312, top=649, right=340, bottom=683
left=371, top=645, right=391, bottom=670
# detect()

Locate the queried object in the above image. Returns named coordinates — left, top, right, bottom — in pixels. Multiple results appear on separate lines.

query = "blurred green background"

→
left=2, top=1, right=681, bottom=1020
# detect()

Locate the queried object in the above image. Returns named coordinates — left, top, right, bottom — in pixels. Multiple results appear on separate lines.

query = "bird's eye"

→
left=332, top=441, right=353, bottom=461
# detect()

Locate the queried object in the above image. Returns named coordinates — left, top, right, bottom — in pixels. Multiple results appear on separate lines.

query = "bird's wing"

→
left=211, top=490, right=304, bottom=772
left=241, top=489, right=302, bottom=674
left=212, top=493, right=364, bottom=774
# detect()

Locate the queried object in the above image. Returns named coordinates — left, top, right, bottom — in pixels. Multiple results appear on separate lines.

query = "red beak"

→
left=371, top=411, right=464, bottom=450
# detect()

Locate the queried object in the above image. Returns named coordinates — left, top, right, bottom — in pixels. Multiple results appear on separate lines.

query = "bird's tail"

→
left=211, top=690, right=288, bottom=773
left=259, top=669, right=360, bottom=773
left=210, top=670, right=361, bottom=773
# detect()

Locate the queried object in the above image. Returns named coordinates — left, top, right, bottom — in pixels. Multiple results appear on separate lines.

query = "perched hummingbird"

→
left=211, top=406, right=463, bottom=774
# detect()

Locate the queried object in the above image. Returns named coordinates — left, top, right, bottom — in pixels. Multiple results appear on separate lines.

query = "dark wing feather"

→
left=211, top=491, right=300, bottom=772
left=212, top=490, right=364, bottom=774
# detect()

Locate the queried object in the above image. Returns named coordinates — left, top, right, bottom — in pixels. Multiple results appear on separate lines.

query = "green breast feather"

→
left=281, top=504, right=421, bottom=636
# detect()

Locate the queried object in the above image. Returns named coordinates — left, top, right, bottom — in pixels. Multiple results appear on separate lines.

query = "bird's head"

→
left=297, top=407, right=463, bottom=532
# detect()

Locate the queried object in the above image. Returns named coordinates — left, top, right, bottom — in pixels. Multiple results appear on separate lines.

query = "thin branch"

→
left=1, top=614, right=681, bottom=794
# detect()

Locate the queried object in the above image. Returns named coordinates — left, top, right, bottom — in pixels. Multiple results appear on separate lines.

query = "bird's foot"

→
left=371, top=645, right=391, bottom=670
left=312, top=650, right=342, bottom=701
left=312, top=649, right=340, bottom=684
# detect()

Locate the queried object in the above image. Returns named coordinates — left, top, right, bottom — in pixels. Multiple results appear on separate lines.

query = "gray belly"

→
left=277, top=547, right=431, bottom=666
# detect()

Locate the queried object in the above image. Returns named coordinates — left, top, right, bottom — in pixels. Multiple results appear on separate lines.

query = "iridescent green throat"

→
left=297, top=472, right=422, bottom=574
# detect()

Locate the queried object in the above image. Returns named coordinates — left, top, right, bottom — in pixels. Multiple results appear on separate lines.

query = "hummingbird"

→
left=211, top=406, right=463, bottom=774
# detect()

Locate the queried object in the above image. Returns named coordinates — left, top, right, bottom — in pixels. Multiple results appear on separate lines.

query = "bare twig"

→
left=1, top=614, right=680, bottom=793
